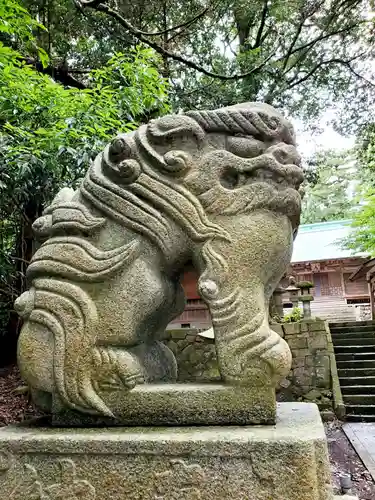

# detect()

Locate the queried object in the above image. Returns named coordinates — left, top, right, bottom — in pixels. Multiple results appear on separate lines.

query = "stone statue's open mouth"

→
left=237, top=153, right=303, bottom=190
left=233, top=165, right=302, bottom=190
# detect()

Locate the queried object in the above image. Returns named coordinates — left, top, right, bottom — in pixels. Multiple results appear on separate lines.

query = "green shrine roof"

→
left=292, top=220, right=368, bottom=263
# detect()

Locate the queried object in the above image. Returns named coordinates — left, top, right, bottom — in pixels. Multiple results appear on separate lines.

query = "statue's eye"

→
left=220, top=167, right=240, bottom=189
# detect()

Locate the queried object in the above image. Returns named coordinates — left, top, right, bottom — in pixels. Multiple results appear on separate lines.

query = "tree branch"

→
left=77, top=0, right=276, bottom=81
left=23, top=58, right=86, bottom=89
left=136, top=6, right=211, bottom=37
left=166, top=4, right=218, bottom=44
left=68, top=68, right=92, bottom=74
left=280, top=18, right=368, bottom=79
left=340, top=60, right=375, bottom=87
left=253, top=0, right=269, bottom=49
left=286, top=54, right=371, bottom=90
left=279, top=0, right=327, bottom=73
left=288, top=21, right=366, bottom=58
left=79, top=0, right=209, bottom=37
left=282, top=18, right=306, bottom=71
left=277, top=0, right=363, bottom=76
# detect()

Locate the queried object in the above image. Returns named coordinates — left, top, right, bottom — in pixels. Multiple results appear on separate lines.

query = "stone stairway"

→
left=330, top=320, right=375, bottom=422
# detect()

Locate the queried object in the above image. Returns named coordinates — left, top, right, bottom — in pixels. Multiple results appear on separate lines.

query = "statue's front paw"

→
left=94, top=346, right=144, bottom=392
left=260, top=334, right=292, bottom=384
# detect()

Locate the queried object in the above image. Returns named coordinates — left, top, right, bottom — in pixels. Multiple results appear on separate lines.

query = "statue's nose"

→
left=266, top=143, right=302, bottom=167
left=14, top=289, right=35, bottom=319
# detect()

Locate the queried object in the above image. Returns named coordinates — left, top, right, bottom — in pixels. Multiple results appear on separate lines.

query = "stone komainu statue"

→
left=15, top=103, right=303, bottom=418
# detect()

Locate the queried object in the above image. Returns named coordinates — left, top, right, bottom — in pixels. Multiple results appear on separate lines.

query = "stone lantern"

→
left=285, top=276, right=299, bottom=308
left=271, top=286, right=286, bottom=319
left=297, top=281, right=314, bottom=319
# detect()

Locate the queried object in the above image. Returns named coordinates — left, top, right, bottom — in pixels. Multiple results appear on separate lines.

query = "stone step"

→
left=330, top=325, right=375, bottom=334
left=341, top=385, right=375, bottom=394
left=331, top=332, right=375, bottom=340
left=334, top=345, right=375, bottom=354
left=330, top=321, right=375, bottom=329
left=332, top=338, right=375, bottom=346
left=336, top=353, right=375, bottom=362
left=336, top=359, right=375, bottom=369
left=341, top=394, right=375, bottom=407
left=345, top=404, right=375, bottom=415
left=339, top=376, right=375, bottom=386
left=338, top=368, right=375, bottom=377
left=346, top=414, right=375, bottom=422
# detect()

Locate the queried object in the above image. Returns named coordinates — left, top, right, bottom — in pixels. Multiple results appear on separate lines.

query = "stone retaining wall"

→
left=272, top=321, right=332, bottom=404
left=162, top=330, right=220, bottom=382
left=163, top=319, right=332, bottom=402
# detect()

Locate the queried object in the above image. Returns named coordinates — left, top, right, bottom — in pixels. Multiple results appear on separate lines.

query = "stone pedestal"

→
left=0, top=403, right=333, bottom=500
left=52, top=383, right=276, bottom=427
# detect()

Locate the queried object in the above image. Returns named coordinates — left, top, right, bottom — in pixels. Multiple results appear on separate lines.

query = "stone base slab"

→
left=52, top=383, right=276, bottom=426
left=334, top=496, right=359, bottom=500
left=0, top=403, right=333, bottom=500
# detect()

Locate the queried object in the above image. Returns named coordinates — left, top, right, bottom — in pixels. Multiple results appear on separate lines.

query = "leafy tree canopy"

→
left=344, top=188, right=375, bottom=255
left=343, top=122, right=375, bottom=255
left=10, top=0, right=373, bottom=132
left=0, top=0, right=169, bottom=359
left=356, top=122, right=375, bottom=184
left=301, top=149, right=357, bottom=224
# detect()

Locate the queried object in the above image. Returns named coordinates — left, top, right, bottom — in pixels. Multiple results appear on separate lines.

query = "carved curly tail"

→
left=27, top=238, right=141, bottom=416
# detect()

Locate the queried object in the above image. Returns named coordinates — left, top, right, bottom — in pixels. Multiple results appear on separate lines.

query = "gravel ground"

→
left=1, top=365, right=375, bottom=498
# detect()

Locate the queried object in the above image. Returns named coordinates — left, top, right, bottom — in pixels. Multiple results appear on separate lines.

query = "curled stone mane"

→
left=185, top=103, right=296, bottom=145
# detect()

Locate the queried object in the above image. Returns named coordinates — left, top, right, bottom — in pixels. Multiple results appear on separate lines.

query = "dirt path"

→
left=326, top=420, right=375, bottom=499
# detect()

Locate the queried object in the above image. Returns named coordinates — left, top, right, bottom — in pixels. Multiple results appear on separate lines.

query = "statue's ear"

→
left=147, top=114, right=206, bottom=148
left=136, top=114, right=207, bottom=177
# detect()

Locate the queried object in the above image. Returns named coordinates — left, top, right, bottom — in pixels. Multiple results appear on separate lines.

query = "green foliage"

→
left=0, top=0, right=46, bottom=57
left=4, top=0, right=373, bottom=132
left=0, top=46, right=169, bottom=221
left=356, top=123, right=375, bottom=184
left=339, top=123, right=375, bottom=256
left=301, top=149, right=357, bottom=224
left=116, top=0, right=374, bottom=131
left=282, top=307, right=303, bottom=323
left=343, top=188, right=375, bottom=256
left=0, top=0, right=169, bottom=353
left=297, top=281, right=314, bottom=290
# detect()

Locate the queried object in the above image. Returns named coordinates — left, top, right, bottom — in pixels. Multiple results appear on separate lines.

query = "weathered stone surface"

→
left=304, top=389, right=322, bottom=401
left=309, top=321, right=326, bottom=332
left=294, top=366, right=313, bottom=387
left=310, top=334, right=329, bottom=350
left=334, top=496, right=359, bottom=500
left=164, top=320, right=333, bottom=404
left=52, top=383, right=276, bottom=426
left=14, top=102, right=303, bottom=422
left=0, top=403, right=333, bottom=500
left=291, top=357, right=306, bottom=369
left=320, top=410, right=336, bottom=422
left=287, top=336, right=308, bottom=349
left=271, top=323, right=284, bottom=337
left=284, top=322, right=301, bottom=335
